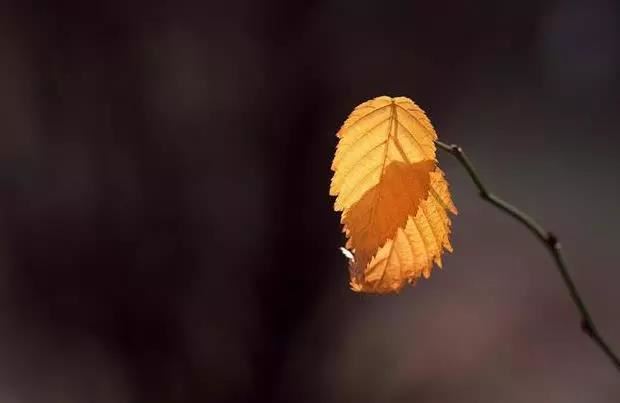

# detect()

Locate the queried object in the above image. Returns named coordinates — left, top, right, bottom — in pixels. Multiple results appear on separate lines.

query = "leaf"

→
left=330, top=96, right=437, bottom=210
left=330, top=96, right=457, bottom=294
left=341, top=159, right=435, bottom=268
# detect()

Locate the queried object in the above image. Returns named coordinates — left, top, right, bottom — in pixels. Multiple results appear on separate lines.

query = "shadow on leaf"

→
left=342, top=159, right=435, bottom=268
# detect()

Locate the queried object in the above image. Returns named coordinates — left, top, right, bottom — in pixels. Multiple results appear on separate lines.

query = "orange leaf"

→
left=330, top=96, right=457, bottom=293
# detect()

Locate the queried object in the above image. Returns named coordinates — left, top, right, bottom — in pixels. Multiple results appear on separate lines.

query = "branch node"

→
left=547, top=232, right=561, bottom=250
left=581, top=319, right=594, bottom=336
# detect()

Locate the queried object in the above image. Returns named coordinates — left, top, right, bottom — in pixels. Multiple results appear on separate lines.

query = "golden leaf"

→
left=341, top=160, right=435, bottom=268
left=330, top=96, right=457, bottom=294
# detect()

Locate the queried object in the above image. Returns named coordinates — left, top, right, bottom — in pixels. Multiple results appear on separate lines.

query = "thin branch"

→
left=435, top=140, right=620, bottom=372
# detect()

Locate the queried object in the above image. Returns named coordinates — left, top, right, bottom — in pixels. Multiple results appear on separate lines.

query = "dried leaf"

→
left=330, top=96, right=457, bottom=293
left=341, top=160, right=434, bottom=268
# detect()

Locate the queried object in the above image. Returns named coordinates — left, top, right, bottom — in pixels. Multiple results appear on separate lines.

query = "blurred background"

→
left=0, top=0, right=619, bottom=402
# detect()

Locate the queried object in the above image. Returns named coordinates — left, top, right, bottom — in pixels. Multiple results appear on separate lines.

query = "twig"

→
left=435, top=140, right=620, bottom=372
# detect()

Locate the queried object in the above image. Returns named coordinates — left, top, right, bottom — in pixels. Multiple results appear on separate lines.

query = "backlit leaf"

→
left=330, top=96, right=457, bottom=293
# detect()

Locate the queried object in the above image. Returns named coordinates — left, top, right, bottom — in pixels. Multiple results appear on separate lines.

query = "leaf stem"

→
left=435, top=139, right=620, bottom=372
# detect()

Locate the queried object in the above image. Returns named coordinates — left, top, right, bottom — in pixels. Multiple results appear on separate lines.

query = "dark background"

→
left=1, top=0, right=619, bottom=402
